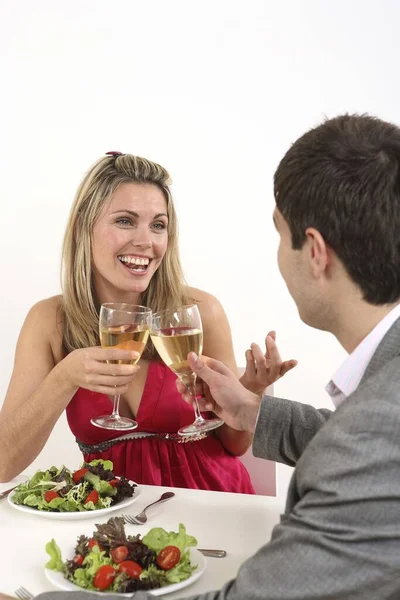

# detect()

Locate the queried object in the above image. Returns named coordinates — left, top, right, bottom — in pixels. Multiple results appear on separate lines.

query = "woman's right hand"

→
left=60, top=347, right=140, bottom=395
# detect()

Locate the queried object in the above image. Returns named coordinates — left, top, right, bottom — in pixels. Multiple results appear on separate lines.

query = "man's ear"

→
left=305, top=227, right=330, bottom=277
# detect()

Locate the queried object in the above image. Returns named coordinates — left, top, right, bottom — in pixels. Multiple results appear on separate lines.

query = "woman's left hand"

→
left=239, top=331, right=297, bottom=395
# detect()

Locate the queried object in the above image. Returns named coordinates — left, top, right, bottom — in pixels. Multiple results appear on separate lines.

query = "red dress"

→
left=66, top=361, right=255, bottom=493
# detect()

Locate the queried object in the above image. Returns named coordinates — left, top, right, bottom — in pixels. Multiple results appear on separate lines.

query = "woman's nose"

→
left=132, top=238, right=152, bottom=250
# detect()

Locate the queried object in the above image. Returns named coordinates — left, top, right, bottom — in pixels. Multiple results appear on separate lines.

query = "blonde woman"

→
left=0, top=152, right=296, bottom=491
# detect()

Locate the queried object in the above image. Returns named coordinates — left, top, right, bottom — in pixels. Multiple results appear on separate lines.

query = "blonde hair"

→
left=61, top=153, right=188, bottom=355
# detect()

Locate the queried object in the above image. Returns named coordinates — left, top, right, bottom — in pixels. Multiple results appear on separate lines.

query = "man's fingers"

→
left=244, top=349, right=257, bottom=378
left=279, top=359, right=298, bottom=377
left=251, top=343, right=271, bottom=369
left=176, top=378, right=203, bottom=396
left=265, top=335, right=282, bottom=365
left=188, top=353, right=231, bottom=379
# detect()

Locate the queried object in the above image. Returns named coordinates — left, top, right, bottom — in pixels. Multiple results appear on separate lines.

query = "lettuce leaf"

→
left=45, top=539, right=65, bottom=572
left=164, top=549, right=196, bottom=583
left=142, top=523, right=198, bottom=554
left=88, top=459, right=113, bottom=471
left=83, top=472, right=116, bottom=497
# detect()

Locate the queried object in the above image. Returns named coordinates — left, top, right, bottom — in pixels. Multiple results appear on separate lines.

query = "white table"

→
left=0, top=482, right=284, bottom=599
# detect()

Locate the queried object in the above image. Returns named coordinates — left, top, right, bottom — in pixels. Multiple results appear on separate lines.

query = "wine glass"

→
left=151, top=304, right=224, bottom=436
left=91, top=303, right=152, bottom=430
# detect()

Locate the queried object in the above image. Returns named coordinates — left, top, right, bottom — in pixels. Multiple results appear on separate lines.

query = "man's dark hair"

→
left=274, top=114, right=400, bottom=304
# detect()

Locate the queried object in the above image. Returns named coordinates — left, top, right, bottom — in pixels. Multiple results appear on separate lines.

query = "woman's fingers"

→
left=90, top=384, right=130, bottom=395
left=94, top=362, right=139, bottom=376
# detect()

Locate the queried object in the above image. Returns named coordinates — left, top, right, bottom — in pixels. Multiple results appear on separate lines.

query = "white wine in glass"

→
left=151, top=304, right=224, bottom=436
left=91, top=303, right=152, bottom=431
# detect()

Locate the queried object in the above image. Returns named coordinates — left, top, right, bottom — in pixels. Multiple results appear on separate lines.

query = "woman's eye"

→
left=152, top=222, right=167, bottom=230
left=116, top=218, right=132, bottom=227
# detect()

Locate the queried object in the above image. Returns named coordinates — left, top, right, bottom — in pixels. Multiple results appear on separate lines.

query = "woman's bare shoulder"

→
left=25, top=296, right=64, bottom=361
left=26, top=295, right=64, bottom=336
left=27, top=295, right=63, bottom=320
left=185, top=286, right=225, bottom=319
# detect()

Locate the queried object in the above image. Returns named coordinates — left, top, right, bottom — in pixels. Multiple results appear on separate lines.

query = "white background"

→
left=1, top=0, right=399, bottom=497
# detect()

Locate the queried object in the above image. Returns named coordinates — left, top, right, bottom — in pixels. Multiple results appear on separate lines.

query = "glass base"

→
left=178, top=418, right=224, bottom=437
left=90, top=415, right=138, bottom=431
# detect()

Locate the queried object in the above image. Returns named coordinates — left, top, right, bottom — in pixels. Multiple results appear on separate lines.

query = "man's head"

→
left=273, top=114, right=400, bottom=331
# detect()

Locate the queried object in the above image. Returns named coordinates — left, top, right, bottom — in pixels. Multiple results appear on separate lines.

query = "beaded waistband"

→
left=77, top=430, right=209, bottom=454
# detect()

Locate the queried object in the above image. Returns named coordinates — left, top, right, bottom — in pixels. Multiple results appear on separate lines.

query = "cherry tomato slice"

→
left=156, top=545, right=181, bottom=570
left=119, top=560, right=143, bottom=579
left=93, top=564, right=117, bottom=590
left=109, top=479, right=119, bottom=487
left=111, top=545, right=129, bottom=564
left=44, top=490, right=60, bottom=503
left=84, top=490, right=99, bottom=505
left=73, top=554, right=84, bottom=566
left=72, top=467, right=89, bottom=483
left=88, top=538, right=102, bottom=550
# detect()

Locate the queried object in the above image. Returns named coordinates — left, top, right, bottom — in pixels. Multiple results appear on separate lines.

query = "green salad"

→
left=46, top=518, right=198, bottom=593
left=11, top=460, right=135, bottom=512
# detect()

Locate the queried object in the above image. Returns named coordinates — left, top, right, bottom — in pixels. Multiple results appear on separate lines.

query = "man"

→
left=14, top=114, right=400, bottom=598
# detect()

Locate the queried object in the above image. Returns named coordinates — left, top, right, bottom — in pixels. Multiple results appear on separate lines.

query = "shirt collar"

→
left=326, top=303, right=400, bottom=408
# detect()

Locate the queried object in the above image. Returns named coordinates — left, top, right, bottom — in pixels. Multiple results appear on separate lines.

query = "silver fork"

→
left=123, top=491, right=175, bottom=524
left=15, top=588, right=34, bottom=600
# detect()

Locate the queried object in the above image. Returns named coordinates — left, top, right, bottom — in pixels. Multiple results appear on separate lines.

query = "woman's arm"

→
left=0, top=299, right=77, bottom=481
left=189, top=287, right=252, bottom=456
left=0, top=298, right=139, bottom=482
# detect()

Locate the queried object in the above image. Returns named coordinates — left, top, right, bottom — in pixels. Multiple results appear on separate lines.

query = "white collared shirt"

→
left=326, top=303, right=400, bottom=408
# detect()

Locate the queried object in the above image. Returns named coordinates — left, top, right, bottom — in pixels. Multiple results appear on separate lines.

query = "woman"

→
left=0, top=152, right=296, bottom=491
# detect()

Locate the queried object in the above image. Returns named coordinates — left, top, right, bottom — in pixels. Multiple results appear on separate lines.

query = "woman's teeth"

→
left=118, top=256, right=150, bottom=271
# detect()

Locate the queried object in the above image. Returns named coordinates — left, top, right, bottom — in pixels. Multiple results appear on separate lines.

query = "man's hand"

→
left=176, top=353, right=261, bottom=433
left=0, top=594, right=16, bottom=600
left=240, top=331, right=297, bottom=396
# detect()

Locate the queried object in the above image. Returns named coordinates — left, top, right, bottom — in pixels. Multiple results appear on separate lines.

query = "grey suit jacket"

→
left=37, top=317, right=400, bottom=599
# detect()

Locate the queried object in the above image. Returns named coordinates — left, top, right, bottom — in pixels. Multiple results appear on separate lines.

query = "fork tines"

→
left=15, top=587, right=34, bottom=600
left=123, top=514, right=141, bottom=525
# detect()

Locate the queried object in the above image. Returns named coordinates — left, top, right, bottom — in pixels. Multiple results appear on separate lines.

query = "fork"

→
left=14, top=588, right=34, bottom=600
left=123, top=491, right=175, bottom=524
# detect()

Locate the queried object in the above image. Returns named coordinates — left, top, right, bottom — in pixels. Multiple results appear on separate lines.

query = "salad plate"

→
left=45, top=547, right=206, bottom=596
left=8, top=486, right=140, bottom=520
left=44, top=518, right=206, bottom=596
left=7, top=460, right=140, bottom=520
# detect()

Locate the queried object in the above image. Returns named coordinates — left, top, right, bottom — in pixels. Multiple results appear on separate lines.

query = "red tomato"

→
left=93, top=565, right=117, bottom=590
left=119, top=560, right=143, bottom=579
left=156, top=546, right=181, bottom=570
left=72, top=467, right=89, bottom=483
left=84, top=490, right=99, bottom=505
left=88, top=538, right=102, bottom=550
left=73, top=554, right=84, bottom=566
left=109, top=479, right=119, bottom=487
left=111, top=545, right=129, bottom=564
left=44, top=490, right=59, bottom=503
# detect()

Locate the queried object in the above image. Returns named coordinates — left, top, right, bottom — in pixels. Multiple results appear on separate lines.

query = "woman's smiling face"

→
left=91, top=182, right=169, bottom=303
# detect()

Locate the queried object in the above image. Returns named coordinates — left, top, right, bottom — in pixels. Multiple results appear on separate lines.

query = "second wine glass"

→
left=91, top=303, right=152, bottom=431
left=151, top=304, right=224, bottom=436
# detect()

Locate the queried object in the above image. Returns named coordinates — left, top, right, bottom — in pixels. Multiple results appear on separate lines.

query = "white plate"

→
left=45, top=547, right=206, bottom=596
left=8, top=484, right=141, bottom=520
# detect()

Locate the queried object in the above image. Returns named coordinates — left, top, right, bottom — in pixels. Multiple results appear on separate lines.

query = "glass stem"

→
left=189, top=375, right=204, bottom=423
left=111, top=394, right=121, bottom=419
